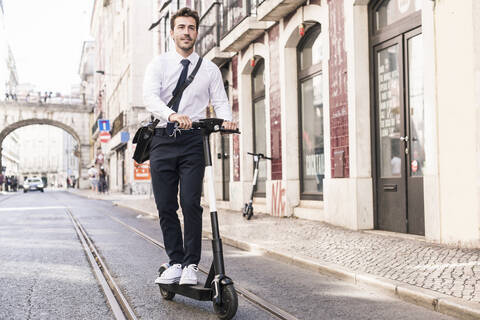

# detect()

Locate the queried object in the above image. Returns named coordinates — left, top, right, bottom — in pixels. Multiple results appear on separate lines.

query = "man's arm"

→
left=143, top=58, right=176, bottom=122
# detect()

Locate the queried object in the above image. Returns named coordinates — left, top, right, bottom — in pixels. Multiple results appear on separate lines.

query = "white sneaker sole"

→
left=179, top=278, right=198, bottom=286
left=155, top=276, right=180, bottom=285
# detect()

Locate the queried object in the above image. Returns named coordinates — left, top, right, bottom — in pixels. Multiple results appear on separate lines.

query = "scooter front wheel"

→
left=213, top=284, right=238, bottom=320
left=157, top=265, right=175, bottom=300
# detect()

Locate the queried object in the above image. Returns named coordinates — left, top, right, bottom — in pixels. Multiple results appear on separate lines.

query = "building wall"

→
left=433, top=0, right=480, bottom=246
left=147, top=0, right=480, bottom=246
left=1, top=131, right=19, bottom=177
left=90, top=0, right=154, bottom=194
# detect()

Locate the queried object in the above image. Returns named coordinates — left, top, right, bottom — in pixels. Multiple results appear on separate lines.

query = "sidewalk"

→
left=69, top=189, right=480, bottom=319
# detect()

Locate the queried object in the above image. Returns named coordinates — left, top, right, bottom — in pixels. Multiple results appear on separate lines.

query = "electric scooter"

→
left=242, top=152, right=272, bottom=220
left=157, top=118, right=240, bottom=320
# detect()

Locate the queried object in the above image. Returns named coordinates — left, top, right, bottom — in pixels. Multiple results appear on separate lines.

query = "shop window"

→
left=298, top=24, right=324, bottom=200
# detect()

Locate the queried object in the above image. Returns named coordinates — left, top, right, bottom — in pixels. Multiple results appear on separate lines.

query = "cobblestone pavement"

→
left=69, top=189, right=480, bottom=305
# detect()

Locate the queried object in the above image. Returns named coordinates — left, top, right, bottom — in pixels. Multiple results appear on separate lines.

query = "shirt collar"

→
left=171, top=50, right=198, bottom=66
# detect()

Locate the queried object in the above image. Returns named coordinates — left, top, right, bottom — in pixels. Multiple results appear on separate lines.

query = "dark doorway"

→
left=370, top=0, right=424, bottom=235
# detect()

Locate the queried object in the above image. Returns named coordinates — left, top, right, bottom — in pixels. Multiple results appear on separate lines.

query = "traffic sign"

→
left=100, top=131, right=111, bottom=143
left=98, top=119, right=110, bottom=131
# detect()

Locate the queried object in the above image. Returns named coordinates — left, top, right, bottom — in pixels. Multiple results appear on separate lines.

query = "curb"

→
left=105, top=199, right=480, bottom=320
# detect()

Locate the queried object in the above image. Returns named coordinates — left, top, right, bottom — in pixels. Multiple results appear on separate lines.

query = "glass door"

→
left=374, top=36, right=408, bottom=233
left=405, top=29, right=425, bottom=235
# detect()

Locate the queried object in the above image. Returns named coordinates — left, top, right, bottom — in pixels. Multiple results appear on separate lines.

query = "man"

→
left=143, top=7, right=236, bottom=286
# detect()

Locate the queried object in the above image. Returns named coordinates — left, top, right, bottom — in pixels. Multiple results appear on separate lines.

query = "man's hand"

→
left=222, top=121, right=237, bottom=131
left=169, top=113, right=192, bottom=129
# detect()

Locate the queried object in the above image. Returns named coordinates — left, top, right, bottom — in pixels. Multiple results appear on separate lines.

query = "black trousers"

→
left=150, top=129, right=205, bottom=267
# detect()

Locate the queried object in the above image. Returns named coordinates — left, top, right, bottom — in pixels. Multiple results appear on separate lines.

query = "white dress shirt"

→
left=143, top=50, right=232, bottom=128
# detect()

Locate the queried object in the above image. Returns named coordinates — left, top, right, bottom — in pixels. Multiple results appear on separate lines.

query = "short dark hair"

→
left=170, top=7, right=200, bottom=31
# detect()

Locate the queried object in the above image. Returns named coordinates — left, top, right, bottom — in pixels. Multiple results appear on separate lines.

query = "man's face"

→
left=170, top=16, right=198, bottom=52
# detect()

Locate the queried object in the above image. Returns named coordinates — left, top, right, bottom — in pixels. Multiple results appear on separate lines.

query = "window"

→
left=251, top=59, right=266, bottom=196
left=375, top=0, right=421, bottom=31
left=298, top=24, right=324, bottom=199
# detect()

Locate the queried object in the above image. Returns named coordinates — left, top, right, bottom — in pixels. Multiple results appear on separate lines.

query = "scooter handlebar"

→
left=220, top=128, right=241, bottom=134
left=247, top=152, right=273, bottom=160
left=171, top=119, right=240, bottom=134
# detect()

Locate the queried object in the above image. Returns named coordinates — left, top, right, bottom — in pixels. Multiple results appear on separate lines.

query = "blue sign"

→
left=121, top=131, right=130, bottom=143
left=98, top=119, right=110, bottom=132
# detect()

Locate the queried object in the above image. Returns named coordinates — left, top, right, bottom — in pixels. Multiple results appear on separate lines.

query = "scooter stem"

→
left=202, top=134, right=226, bottom=275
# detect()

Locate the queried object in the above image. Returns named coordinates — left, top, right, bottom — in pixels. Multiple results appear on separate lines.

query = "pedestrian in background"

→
left=98, top=167, right=107, bottom=194
left=11, top=176, right=17, bottom=192
left=5, top=176, right=11, bottom=192
left=0, top=173, right=4, bottom=192
left=88, top=165, right=99, bottom=193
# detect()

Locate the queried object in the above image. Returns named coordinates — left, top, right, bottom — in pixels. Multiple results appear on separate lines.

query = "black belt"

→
left=154, top=127, right=201, bottom=136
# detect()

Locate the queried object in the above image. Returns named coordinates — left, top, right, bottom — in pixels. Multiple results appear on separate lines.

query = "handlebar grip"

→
left=247, top=152, right=255, bottom=155
left=220, top=128, right=240, bottom=134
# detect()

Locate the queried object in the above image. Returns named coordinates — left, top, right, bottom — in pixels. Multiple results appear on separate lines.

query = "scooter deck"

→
left=158, top=283, right=213, bottom=301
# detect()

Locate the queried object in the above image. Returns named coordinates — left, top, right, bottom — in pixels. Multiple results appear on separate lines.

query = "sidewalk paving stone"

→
left=68, top=189, right=480, bottom=319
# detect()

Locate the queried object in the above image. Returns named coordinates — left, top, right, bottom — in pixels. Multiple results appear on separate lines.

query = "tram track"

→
left=65, top=208, right=138, bottom=320
left=105, top=211, right=300, bottom=320
left=55, top=190, right=299, bottom=320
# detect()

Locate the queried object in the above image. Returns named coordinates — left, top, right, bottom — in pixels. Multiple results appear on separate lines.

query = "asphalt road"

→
left=0, top=191, right=457, bottom=320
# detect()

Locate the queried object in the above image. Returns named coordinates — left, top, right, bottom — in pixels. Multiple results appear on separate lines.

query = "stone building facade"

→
left=148, top=0, right=480, bottom=247
left=90, top=0, right=154, bottom=194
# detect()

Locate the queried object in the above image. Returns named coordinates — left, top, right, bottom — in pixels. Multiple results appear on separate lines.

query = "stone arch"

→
left=0, top=118, right=81, bottom=144
left=0, top=118, right=85, bottom=188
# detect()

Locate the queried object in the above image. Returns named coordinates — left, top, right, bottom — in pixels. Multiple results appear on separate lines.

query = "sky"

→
left=3, top=0, right=93, bottom=94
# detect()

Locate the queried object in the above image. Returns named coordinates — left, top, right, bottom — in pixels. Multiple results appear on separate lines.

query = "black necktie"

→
left=167, top=59, right=190, bottom=135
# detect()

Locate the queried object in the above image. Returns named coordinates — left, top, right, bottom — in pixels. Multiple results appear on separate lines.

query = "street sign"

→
left=99, top=131, right=111, bottom=143
left=98, top=119, right=110, bottom=132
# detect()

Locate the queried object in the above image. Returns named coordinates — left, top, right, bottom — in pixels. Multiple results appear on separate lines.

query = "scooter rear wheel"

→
left=242, top=204, right=248, bottom=217
left=246, top=206, right=253, bottom=220
left=157, top=265, right=175, bottom=300
left=213, top=284, right=238, bottom=320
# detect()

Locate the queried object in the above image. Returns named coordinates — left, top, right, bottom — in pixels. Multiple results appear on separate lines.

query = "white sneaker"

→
left=155, top=264, right=182, bottom=284
left=179, top=264, right=198, bottom=285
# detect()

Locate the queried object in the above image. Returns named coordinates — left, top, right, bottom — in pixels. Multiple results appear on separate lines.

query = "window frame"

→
left=297, top=23, right=324, bottom=201
left=251, top=58, right=266, bottom=197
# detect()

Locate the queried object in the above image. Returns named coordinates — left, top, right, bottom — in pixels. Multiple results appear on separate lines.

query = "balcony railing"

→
left=196, top=2, right=221, bottom=57
left=221, top=0, right=248, bottom=39
left=221, top=0, right=269, bottom=39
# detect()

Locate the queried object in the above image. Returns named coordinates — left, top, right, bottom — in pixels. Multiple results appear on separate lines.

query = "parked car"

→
left=23, top=177, right=44, bottom=193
